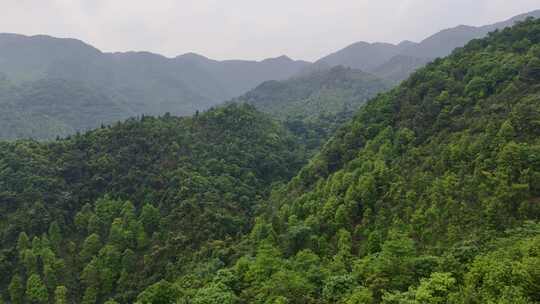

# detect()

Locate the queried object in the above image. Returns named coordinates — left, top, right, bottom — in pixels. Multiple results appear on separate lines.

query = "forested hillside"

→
left=151, top=17, right=540, bottom=303
left=235, top=66, right=391, bottom=152
left=1, top=11, right=540, bottom=304
left=0, top=104, right=307, bottom=303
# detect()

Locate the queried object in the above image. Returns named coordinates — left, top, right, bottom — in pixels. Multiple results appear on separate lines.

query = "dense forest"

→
left=234, top=66, right=391, bottom=152
left=141, top=17, right=539, bottom=303
left=0, top=104, right=307, bottom=303
left=0, top=13, right=540, bottom=304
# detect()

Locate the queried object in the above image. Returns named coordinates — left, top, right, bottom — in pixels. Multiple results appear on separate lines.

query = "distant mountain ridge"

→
left=237, top=66, right=390, bottom=119
left=0, top=33, right=309, bottom=116
left=317, top=9, right=540, bottom=82
left=233, top=66, right=391, bottom=153
left=1, top=9, right=539, bottom=140
left=0, top=34, right=309, bottom=139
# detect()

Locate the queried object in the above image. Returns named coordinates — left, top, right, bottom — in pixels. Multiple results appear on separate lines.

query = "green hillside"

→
left=236, top=66, right=391, bottom=152
left=1, top=14, right=540, bottom=304
left=0, top=104, right=306, bottom=303
left=161, top=17, right=540, bottom=304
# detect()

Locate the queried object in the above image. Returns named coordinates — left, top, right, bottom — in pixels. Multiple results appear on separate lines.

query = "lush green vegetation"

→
left=236, top=66, right=391, bottom=152
left=0, top=104, right=306, bottom=303
left=143, top=17, right=540, bottom=303
left=2, top=15, right=540, bottom=304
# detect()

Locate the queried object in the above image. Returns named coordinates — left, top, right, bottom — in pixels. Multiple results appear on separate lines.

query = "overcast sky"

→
left=1, top=0, right=539, bottom=61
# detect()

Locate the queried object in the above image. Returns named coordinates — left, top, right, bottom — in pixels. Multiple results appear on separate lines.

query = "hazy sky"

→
left=1, top=0, right=539, bottom=61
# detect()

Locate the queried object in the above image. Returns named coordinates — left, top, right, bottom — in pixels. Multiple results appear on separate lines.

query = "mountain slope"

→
left=233, top=66, right=391, bottom=151
left=238, top=66, right=390, bottom=119
left=171, top=16, right=540, bottom=304
left=0, top=34, right=309, bottom=140
left=403, top=9, right=540, bottom=59
left=315, top=42, right=411, bottom=72
left=317, top=9, right=540, bottom=83
left=0, top=104, right=307, bottom=303
left=0, top=78, right=132, bottom=140
left=369, top=55, right=431, bottom=83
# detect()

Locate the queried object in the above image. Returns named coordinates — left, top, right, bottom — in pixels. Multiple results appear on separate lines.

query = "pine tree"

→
left=26, top=274, right=48, bottom=303
left=8, top=275, right=24, bottom=304
left=54, top=286, right=68, bottom=304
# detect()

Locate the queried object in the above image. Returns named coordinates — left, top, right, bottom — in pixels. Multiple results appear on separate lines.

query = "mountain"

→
left=0, top=78, right=132, bottom=140
left=0, top=34, right=309, bottom=139
left=167, top=16, right=540, bottom=303
left=315, top=42, right=410, bottom=72
left=404, top=9, right=540, bottom=59
left=175, top=54, right=311, bottom=100
left=0, top=103, right=307, bottom=303
left=369, top=55, right=431, bottom=83
left=237, top=66, right=390, bottom=119
left=2, top=10, right=539, bottom=142
left=234, top=66, right=391, bottom=151
left=317, top=9, right=540, bottom=82
left=1, top=12, right=540, bottom=304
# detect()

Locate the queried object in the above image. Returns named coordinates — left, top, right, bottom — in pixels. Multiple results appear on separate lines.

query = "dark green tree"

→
left=25, top=274, right=48, bottom=303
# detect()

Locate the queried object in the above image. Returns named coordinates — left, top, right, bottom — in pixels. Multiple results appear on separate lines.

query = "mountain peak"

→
left=176, top=52, right=210, bottom=61
left=262, top=55, right=294, bottom=63
left=0, top=32, right=102, bottom=54
left=398, top=40, right=417, bottom=47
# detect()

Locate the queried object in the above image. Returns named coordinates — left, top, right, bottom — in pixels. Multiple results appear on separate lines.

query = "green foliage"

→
left=414, top=273, right=457, bottom=304
left=8, top=275, right=24, bottom=304
left=344, top=287, right=373, bottom=304
left=192, top=283, right=238, bottom=304
left=176, top=17, right=540, bottom=304
left=2, top=15, right=540, bottom=304
left=236, top=66, right=391, bottom=153
left=322, top=275, right=355, bottom=302
left=80, top=234, right=102, bottom=262
left=82, top=287, right=98, bottom=304
left=0, top=104, right=306, bottom=303
left=462, top=231, right=540, bottom=303
left=25, top=274, right=48, bottom=303
left=139, top=203, right=160, bottom=234
left=54, top=286, right=68, bottom=304
left=136, top=280, right=180, bottom=304
left=16, top=232, right=30, bottom=252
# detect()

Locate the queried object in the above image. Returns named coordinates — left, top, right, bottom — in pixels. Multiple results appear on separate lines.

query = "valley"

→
left=0, top=6, right=539, bottom=304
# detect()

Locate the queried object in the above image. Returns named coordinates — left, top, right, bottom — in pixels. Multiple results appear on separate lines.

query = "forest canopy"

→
left=0, top=14, right=540, bottom=304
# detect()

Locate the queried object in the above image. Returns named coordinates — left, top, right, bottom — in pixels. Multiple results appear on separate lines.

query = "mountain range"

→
left=317, top=9, right=540, bottom=82
left=1, top=15, right=539, bottom=304
left=0, top=33, right=309, bottom=114
left=0, top=9, right=539, bottom=140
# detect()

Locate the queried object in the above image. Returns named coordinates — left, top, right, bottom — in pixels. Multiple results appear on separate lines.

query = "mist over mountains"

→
left=0, top=9, right=539, bottom=140
left=317, top=9, right=540, bottom=82
left=0, top=33, right=309, bottom=114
